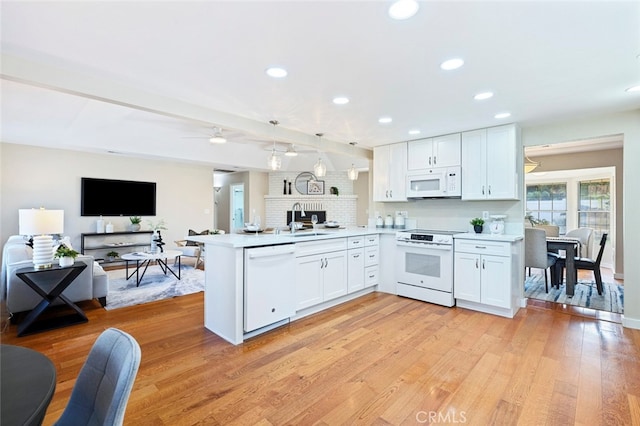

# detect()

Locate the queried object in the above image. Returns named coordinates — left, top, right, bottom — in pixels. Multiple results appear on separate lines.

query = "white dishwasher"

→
left=244, top=244, right=296, bottom=333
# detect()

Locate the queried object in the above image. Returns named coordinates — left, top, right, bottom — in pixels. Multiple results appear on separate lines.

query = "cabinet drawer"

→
left=454, top=239, right=510, bottom=257
left=347, top=236, right=364, bottom=249
left=364, top=246, right=379, bottom=267
left=296, top=238, right=347, bottom=257
left=365, top=265, right=378, bottom=287
left=364, top=234, right=379, bottom=246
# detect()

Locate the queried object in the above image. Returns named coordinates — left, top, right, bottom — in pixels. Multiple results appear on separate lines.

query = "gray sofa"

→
left=1, top=235, right=108, bottom=315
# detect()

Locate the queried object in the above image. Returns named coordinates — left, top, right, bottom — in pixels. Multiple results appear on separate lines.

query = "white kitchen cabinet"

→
left=461, top=124, right=519, bottom=200
left=295, top=238, right=348, bottom=310
left=364, top=235, right=379, bottom=288
left=454, top=236, right=522, bottom=318
left=347, top=247, right=365, bottom=293
left=407, top=133, right=461, bottom=170
left=373, top=143, right=407, bottom=202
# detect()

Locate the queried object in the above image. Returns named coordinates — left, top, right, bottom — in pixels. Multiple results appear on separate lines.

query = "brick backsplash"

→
left=266, top=172, right=357, bottom=227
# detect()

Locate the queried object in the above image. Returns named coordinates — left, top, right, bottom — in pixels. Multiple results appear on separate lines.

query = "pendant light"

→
left=347, top=142, right=359, bottom=180
left=267, top=120, right=281, bottom=171
left=313, top=133, right=326, bottom=177
left=524, top=155, right=539, bottom=173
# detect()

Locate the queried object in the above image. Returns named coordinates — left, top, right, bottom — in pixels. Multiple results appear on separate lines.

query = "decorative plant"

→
left=54, top=245, right=79, bottom=259
left=470, top=218, right=485, bottom=226
left=129, top=216, right=142, bottom=224
left=106, top=251, right=119, bottom=258
left=147, top=219, right=168, bottom=231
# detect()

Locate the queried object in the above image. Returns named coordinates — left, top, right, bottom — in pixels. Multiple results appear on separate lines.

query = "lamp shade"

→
left=19, top=209, right=64, bottom=235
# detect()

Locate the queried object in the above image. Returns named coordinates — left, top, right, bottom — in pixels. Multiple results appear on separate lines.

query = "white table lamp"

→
left=19, top=208, right=64, bottom=268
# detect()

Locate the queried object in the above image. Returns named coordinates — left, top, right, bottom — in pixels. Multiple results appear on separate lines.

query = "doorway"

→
left=230, top=183, right=245, bottom=233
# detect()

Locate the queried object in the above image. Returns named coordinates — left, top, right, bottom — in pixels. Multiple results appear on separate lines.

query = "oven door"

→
left=396, top=240, right=453, bottom=292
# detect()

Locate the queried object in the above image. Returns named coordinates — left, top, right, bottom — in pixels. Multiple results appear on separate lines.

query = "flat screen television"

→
left=81, top=178, right=156, bottom=216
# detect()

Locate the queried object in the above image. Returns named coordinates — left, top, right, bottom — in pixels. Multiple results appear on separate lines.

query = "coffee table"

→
left=121, top=250, right=182, bottom=287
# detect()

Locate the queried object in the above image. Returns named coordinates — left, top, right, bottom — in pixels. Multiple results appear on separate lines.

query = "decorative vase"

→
left=129, top=223, right=141, bottom=232
left=59, top=256, right=74, bottom=267
left=474, top=225, right=483, bottom=234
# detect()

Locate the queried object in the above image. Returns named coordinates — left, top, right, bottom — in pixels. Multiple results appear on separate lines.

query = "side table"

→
left=15, top=261, right=88, bottom=336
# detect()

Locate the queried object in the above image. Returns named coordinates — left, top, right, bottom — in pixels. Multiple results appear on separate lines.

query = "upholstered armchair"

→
left=1, top=236, right=109, bottom=315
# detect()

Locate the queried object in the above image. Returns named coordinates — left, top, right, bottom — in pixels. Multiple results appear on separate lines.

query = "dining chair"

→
left=555, top=233, right=608, bottom=295
left=54, top=328, right=141, bottom=426
left=525, top=228, right=559, bottom=292
left=564, top=227, right=594, bottom=258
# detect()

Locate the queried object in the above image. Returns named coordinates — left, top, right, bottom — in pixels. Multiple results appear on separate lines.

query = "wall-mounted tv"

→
left=81, top=178, right=156, bottom=216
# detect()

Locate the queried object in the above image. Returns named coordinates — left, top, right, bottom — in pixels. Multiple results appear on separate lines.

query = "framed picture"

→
left=307, top=180, right=325, bottom=195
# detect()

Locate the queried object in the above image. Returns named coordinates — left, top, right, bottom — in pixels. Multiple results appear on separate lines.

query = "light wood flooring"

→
left=2, top=271, right=639, bottom=425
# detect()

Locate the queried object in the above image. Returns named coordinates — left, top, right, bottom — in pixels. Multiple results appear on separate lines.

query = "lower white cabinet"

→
left=348, top=248, right=365, bottom=293
left=454, top=236, right=522, bottom=317
left=454, top=252, right=510, bottom=308
left=296, top=239, right=348, bottom=311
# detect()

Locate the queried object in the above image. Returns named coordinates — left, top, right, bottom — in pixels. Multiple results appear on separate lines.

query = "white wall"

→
left=0, top=143, right=215, bottom=256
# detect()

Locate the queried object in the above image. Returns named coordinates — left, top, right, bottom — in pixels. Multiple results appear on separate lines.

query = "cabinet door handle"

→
left=433, top=156, right=436, bottom=165
left=429, top=156, right=432, bottom=165
left=353, top=254, right=360, bottom=258
left=475, top=246, right=487, bottom=249
left=385, top=190, right=389, bottom=198
left=482, top=185, right=485, bottom=195
left=482, top=259, right=486, bottom=269
left=389, top=190, right=393, bottom=198
left=488, top=185, right=491, bottom=195
left=475, top=259, right=479, bottom=269
left=325, top=258, right=329, bottom=267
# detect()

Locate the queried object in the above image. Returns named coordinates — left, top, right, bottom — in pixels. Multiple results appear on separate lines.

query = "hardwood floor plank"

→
left=2, top=291, right=640, bottom=425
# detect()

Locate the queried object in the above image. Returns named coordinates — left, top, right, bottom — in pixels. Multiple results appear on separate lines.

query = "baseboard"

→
left=622, top=315, right=640, bottom=330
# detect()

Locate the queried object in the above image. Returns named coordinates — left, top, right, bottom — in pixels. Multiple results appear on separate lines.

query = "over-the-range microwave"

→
left=406, top=166, right=461, bottom=198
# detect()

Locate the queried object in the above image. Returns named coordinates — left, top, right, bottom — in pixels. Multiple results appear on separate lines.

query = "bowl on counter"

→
left=324, top=221, right=340, bottom=228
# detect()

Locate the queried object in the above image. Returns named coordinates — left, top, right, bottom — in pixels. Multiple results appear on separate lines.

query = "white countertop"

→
left=188, top=226, right=391, bottom=248
left=453, top=232, right=523, bottom=242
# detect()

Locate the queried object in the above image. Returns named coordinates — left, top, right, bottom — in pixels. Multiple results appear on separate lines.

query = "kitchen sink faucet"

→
left=290, top=202, right=306, bottom=234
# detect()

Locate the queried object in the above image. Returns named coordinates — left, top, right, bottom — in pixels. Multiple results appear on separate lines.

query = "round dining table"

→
left=1, top=344, right=57, bottom=426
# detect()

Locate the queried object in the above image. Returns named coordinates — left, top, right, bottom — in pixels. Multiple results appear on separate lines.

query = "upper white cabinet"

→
left=373, top=143, right=407, bottom=202
left=461, top=124, right=520, bottom=200
left=407, top=133, right=461, bottom=170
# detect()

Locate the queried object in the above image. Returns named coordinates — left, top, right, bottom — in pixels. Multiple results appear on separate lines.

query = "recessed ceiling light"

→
left=495, top=112, right=511, bottom=119
left=440, top=58, right=464, bottom=71
left=388, top=0, right=419, bottom=20
left=474, top=92, right=494, bottom=100
left=626, top=85, right=640, bottom=93
left=333, top=96, right=350, bottom=105
left=378, top=117, right=393, bottom=124
left=265, top=67, right=288, bottom=78
left=408, top=129, right=421, bottom=135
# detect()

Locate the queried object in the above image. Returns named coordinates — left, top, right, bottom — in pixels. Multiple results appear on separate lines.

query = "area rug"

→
left=524, top=273, right=624, bottom=314
left=104, top=265, right=205, bottom=310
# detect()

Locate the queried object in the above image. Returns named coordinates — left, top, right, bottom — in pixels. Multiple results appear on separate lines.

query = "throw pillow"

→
left=187, top=229, right=209, bottom=246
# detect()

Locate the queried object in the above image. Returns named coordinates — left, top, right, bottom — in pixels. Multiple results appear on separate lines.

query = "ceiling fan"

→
left=181, top=126, right=229, bottom=144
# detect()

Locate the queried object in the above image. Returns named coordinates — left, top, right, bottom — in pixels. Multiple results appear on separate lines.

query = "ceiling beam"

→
left=1, top=53, right=372, bottom=160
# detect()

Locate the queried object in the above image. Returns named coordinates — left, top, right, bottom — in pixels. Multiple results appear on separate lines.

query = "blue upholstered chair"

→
left=54, top=328, right=141, bottom=426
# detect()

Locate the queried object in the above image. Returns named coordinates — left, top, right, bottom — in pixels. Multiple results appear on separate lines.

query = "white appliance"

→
left=396, top=229, right=462, bottom=307
left=406, top=166, right=461, bottom=198
left=244, top=244, right=296, bottom=332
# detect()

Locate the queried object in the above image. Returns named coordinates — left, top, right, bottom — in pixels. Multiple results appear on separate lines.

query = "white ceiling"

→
left=1, top=1, right=639, bottom=172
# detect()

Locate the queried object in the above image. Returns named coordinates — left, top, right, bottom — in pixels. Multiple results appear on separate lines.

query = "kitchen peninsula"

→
left=188, top=228, right=383, bottom=345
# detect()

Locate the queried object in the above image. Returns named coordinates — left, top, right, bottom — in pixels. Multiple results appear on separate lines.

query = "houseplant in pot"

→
left=470, top=217, right=485, bottom=234
left=106, top=251, right=119, bottom=262
left=55, top=245, right=79, bottom=267
left=129, top=216, right=142, bottom=231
